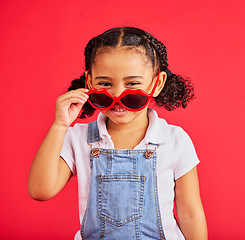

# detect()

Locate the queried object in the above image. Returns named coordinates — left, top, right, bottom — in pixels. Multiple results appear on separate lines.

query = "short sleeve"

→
left=60, top=127, right=77, bottom=176
left=174, top=128, right=200, bottom=180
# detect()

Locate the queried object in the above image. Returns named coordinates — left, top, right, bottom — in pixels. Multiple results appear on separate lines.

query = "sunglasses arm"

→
left=149, top=68, right=161, bottom=96
left=85, top=70, right=90, bottom=89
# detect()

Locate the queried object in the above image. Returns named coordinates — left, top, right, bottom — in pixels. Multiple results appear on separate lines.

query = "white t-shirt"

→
left=61, top=108, right=200, bottom=240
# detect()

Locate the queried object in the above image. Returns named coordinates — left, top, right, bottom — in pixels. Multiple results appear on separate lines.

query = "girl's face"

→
left=87, top=46, right=165, bottom=127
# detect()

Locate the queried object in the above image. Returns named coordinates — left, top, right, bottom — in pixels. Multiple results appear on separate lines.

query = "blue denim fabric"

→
left=81, top=121, right=166, bottom=240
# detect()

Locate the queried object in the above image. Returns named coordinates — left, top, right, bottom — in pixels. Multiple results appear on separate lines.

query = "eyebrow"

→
left=123, top=76, right=144, bottom=80
left=95, top=76, right=144, bottom=81
left=95, top=76, right=112, bottom=80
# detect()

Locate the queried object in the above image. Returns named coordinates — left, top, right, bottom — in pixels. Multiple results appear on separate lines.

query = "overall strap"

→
left=88, top=121, right=100, bottom=143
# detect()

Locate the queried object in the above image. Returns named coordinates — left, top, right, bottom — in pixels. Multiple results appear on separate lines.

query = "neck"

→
left=106, top=110, right=149, bottom=134
left=106, top=109, right=149, bottom=149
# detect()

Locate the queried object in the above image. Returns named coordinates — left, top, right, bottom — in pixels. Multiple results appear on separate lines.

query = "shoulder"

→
left=168, top=124, right=192, bottom=142
left=68, top=122, right=88, bottom=132
left=164, top=123, right=196, bottom=153
left=147, top=109, right=192, bottom=145
left=62, top=122, right=90, bottom=159
left=166, top=124, right=199, bottom=166
left=65, top=123, right=89, bottom=142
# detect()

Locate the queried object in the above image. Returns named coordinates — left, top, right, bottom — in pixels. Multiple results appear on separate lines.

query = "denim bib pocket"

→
left=98, top=174, right=145, bottom=227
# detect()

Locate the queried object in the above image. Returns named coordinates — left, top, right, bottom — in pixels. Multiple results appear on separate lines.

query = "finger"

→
left=70, top=102, right=84, bottom=111
left=58, top=92, right=89, bottom=104
left=59, top=97, right=88, bottom=109
left=75, top=88, right=89, bottom=93
left=67, top=88, right=89, bottom=95
left=58, top=91, right=88, bottom=100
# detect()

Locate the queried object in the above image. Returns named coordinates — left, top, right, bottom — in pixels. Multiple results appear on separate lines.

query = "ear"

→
left=153, top=71, right=167, bottom=97
left=85, top=70, right=92, bottom=89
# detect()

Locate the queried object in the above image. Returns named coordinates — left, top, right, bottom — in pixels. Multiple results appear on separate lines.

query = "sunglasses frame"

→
left=85, top=69, right=160, bottom=111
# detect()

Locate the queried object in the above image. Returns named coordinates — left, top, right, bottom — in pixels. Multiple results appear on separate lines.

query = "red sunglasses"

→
left=85, top=69, right=160, bottom=111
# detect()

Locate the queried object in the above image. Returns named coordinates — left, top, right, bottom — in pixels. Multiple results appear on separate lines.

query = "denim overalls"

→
left=81, top=121, right=166, bottom=240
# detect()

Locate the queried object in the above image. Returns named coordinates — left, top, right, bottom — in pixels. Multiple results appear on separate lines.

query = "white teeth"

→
left=113, top=108, right=126, bottom=112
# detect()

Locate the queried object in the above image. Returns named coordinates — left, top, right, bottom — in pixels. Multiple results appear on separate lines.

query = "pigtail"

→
left=84, top=37, right=98, bottom=71
left=68, top=73, right=85, bottom=90
left=144, top=33, right=195, bottom=110
left=155, top=73, right=195, bottom=110
left=68, top=73, right=95, bottom=119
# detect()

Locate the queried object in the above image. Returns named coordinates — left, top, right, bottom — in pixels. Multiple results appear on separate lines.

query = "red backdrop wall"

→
left=1, top=0, right=244, bottom=239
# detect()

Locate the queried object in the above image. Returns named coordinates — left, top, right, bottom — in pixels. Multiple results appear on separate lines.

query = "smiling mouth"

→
left=111, top=104, right=127, bottom=112
left=112, top=108, right=127, bottom=112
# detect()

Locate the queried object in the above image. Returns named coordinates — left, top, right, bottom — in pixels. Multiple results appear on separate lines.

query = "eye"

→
left=126, top=82, right=142, bottom=89
left=97, top=82, right=111, bottom=87
left=127, top=82, right=140, bottom=86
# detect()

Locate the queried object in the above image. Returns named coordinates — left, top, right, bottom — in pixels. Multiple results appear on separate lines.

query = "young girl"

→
left=28, top=27, right=207, bottom=240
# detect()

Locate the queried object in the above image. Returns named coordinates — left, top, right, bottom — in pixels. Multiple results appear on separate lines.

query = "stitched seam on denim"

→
left=99, top=214, right=141, bottom=227
left=98, top=174, right=102, bottom=222
left=152, top=152, right=156, bottom=170
left=95, top=121, right=100, bottom=142
left=135, top=218, right=140, bottom=240
left=90, top=152, right=93, bottom=169
left=97, top=174, right=145, bottom=227
left=107, top=152, right=112, bottom=175
left=133, top=153, right=137, bottom=175
left=98, top=174, right=142, bottom=180
left=99, top=149, right=147, bottom=154
left=92, top=121, right=96, bottom=142
left=100, top=219, right=106, bottom=238
left=80, top=207, right=88, bottom=239
left=155, top=174, right=166, bottom=239
left=153, top=153, right=166, bottom=239
left=139, top=175, right=145, bottom=214
left=89, top=121, right=100, bottom=143
left=88, top=122, right=92, bottom=144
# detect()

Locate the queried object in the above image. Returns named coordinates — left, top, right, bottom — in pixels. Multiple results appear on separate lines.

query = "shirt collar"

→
left=144, top=108, right=170, bottom=144
left=96, top=108, right=170, bottom=144
left=97, top=112, right=111, bottom=140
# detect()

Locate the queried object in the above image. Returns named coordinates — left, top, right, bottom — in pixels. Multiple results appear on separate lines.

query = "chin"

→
left=102, top=108, right=148, bottom=126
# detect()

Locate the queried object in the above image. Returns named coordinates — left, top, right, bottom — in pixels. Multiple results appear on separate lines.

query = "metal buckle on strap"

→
left=89, top=139, right=102, bottom=157
left=145, top=143, right=159, bottom=159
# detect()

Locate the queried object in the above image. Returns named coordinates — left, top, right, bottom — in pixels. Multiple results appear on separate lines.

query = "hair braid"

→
left=84, top=37, right=98, bottom=71
left=142, top=32, right=195, bottom=110
left=67, top=37, right=98, bottom=118
left=143, top=33, right=168, bottom=71
left=67, top=72, right=96, bottom=118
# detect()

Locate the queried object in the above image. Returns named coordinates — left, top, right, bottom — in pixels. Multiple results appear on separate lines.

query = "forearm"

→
left=28, top=122, right=68, bottom=199
left=28, top=89, right=88, bottom=200
left=178, top=210, right=208, bottom=240
left=175, top=167, right=208, bottom=240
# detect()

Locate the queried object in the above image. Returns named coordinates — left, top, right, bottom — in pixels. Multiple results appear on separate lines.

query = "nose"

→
left=109, top=85, right=125, bottom=97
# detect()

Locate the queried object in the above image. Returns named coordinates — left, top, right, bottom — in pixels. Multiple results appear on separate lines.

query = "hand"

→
left=54, top=88, right=89, bottom=128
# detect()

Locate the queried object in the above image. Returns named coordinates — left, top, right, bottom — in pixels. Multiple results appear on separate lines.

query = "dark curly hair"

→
left=68, top=27, right=195, bottom=118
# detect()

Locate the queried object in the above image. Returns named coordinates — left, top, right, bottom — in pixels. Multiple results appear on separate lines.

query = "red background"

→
left=0, top=0, right=244, bottom=239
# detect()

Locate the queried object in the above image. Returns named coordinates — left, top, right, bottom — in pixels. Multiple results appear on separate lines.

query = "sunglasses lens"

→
left=89, top=93, right=113, bottom=108
left=121, top=94, right=148, bottom=109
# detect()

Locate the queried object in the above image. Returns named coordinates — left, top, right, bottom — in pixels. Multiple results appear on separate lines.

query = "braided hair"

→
left=68, top=27, right=195, bottom=118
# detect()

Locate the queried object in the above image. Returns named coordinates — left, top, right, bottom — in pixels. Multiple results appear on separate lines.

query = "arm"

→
left=28, top=89, right=88, bottom=201
left=175, top=167, right=208, bottom=240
